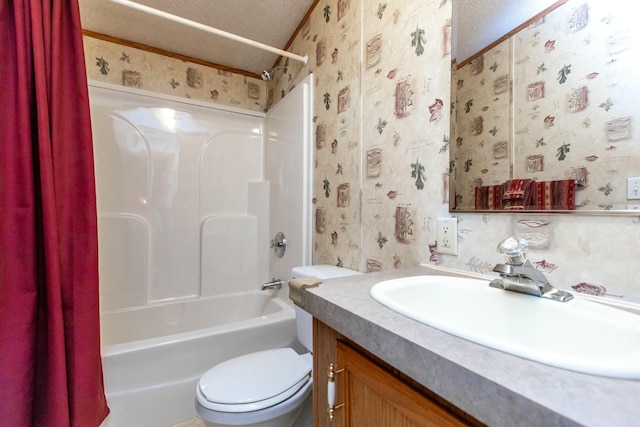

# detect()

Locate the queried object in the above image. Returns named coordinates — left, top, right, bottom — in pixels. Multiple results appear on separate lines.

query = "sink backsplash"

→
left=450, top=213, right=640, bottom=305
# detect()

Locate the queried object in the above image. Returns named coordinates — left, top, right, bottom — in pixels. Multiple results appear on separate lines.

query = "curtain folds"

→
left=0, top=1, right=109, bottom=425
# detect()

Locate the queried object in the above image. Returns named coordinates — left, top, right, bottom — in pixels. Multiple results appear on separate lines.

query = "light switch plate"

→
left=437, top=217, right=458, bottom=255
left=627, top=177, right=640, bottom=200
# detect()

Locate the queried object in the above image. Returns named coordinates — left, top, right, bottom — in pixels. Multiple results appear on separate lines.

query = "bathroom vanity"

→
left=313, top=318, right=479, bottom=426
left=302, top=266, right=640, bottom=427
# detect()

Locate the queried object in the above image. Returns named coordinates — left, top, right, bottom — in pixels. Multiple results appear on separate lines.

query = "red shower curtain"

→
left=0, top=1, right=109, bottom=425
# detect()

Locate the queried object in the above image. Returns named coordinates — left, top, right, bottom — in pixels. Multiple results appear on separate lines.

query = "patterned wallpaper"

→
left=270, top=0, right=640, bottom=306
left=84, top=0, right=640, bottom=306
left=83, top=36, right=267, bottom=112
left=270, top=0, right=453, bottom=273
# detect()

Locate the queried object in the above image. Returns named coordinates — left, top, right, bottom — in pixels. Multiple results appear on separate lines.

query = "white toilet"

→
left=195, top=265, right=362, bottom=427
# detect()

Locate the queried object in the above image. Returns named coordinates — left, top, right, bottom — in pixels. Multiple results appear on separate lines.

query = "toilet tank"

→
left=291, top=265, right=362, bottom=352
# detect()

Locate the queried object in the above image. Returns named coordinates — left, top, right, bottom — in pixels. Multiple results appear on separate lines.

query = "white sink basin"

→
left=370, top=275, right=640, bottom=379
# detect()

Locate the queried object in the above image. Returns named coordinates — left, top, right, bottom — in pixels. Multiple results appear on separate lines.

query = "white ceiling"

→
left=78, top=0, right=315, bottom=77
left=79, top=1, right=561, bottom=77
left=453, top=0, right=559, bottom=63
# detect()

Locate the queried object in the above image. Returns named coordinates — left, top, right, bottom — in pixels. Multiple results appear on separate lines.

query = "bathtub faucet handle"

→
left=261, top=278, right=286, bottom=291
left=271, top=232, right=287, bottom=258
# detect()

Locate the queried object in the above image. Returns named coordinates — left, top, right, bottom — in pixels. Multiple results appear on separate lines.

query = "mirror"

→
left=450, top=0, right=640, bottom=213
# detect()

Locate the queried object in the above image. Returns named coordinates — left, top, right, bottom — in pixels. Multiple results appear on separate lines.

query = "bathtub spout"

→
left=261, top=278, right=286, bottom=290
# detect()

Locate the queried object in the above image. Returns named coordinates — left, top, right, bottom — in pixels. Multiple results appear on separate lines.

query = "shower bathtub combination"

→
left=90, top=76, right=313, bottom=426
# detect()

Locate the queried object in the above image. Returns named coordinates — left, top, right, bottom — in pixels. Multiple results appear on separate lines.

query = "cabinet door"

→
left=313, top=318, right=345, bottom=427
left=336, top=340, right=469, bottom=427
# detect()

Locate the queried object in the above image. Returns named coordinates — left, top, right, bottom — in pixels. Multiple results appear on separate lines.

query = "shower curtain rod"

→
left=107, top=0, right=309, bottom=65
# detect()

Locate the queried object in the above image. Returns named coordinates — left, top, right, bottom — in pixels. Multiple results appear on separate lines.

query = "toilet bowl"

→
left=195, top=265, right=361, bottom=427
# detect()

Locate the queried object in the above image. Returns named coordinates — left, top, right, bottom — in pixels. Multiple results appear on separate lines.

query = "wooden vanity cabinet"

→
left=312, top=318, right=482, bottom=427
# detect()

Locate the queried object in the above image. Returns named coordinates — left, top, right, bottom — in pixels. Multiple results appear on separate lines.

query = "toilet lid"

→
left=198, top=348, right=311, bottom=412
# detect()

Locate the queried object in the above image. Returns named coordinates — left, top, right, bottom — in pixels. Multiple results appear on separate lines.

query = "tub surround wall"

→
left=90, top=83, right=266, bottom=309
left=91, top=76, right=312, bottom=312
left=265, top=77, right=315, bottom=282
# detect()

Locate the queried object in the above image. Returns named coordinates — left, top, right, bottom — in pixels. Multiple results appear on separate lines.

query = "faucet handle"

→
left=497, top=237, right=528, bottom=265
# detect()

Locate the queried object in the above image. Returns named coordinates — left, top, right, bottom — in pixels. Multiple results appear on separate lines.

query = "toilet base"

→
left=197, top=405, right=304, bottom=427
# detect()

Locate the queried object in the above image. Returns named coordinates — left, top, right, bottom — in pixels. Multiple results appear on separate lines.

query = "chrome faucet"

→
left=489, top=237, right=573, bottom=302
left=260, top=278, right=286, bottom=291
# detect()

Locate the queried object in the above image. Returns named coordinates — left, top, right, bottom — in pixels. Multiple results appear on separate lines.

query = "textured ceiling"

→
left=453, top=0, right=559, bottom=63
left=78, top=0, right=315, bottom=77
left=79, top=1, right=561, bottom=77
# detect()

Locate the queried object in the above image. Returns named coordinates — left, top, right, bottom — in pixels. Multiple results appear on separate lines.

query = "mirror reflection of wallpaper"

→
left=452, top=0, right=640, bottom=212
left=452, top=38, right=512, bottom=210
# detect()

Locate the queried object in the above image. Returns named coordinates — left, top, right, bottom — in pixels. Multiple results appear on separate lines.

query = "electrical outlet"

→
left=436, top=217, right=458, bottom=255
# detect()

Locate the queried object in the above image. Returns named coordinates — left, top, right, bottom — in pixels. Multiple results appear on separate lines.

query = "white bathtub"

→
left=99, top=291, right=300, bottom=427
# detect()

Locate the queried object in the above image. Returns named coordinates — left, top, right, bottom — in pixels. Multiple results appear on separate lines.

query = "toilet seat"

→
left=197, top=348, right=311, bottom=413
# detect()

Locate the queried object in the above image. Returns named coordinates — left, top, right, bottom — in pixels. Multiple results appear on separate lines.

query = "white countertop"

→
left=302, top=266, right=640, bottom=427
